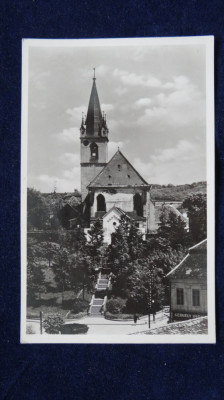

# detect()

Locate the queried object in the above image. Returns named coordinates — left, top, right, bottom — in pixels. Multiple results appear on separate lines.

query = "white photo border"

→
left=21, top=36, right=215, bottom=344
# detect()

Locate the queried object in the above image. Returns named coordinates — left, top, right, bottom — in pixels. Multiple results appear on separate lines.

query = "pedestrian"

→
left=133, top=314, right=138, bottom=324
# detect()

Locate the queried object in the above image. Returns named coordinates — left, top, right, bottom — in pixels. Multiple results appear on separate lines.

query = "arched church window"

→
left=90, top=142, right=98, bottom=160
left=133, top=193, right=143, bottom=217
left=97, top=194, right=106, bottom=212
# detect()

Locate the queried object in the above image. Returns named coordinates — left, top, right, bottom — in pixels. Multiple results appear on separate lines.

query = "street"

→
left=26, top=310, right=169, bottom=335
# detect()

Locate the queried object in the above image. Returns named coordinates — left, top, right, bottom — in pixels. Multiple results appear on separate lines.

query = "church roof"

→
left=88, top=149, right=150, bottom=188
left=85, top=78, right=103, bottom=136
left=166, top=239, right=207, bottom=279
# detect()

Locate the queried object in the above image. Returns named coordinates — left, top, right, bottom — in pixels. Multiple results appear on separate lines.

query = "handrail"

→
left=88, top=294, right=95, bottom=314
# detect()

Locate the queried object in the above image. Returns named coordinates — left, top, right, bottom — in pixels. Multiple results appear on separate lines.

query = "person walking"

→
left=133, top=314, right=138, bottom=324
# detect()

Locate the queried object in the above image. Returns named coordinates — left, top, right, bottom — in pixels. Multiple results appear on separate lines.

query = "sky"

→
left=27, top=40, right=207, bottom=192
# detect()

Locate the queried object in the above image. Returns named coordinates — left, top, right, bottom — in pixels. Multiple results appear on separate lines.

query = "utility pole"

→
left=40, top=311, right=43, bottom=334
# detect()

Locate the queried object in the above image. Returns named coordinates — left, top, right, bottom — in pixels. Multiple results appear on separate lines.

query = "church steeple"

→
left=80, top=71, right=109, bottom=201
left=80, top=69, right=108, bottom=138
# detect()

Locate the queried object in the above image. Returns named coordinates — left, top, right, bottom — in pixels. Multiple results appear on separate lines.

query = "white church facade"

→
left=79, top=74, right=187, bottom=243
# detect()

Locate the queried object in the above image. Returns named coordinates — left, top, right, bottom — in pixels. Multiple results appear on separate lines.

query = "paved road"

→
left=27, top=311, right=169, bottom=335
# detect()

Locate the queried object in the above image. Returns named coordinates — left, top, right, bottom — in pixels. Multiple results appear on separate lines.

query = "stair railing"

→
left=101, top=296, right=108, bottom=314
left=88, top=294, right=95, bottom=315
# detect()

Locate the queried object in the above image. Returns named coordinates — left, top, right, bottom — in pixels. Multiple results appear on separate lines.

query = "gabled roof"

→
left=166, top=239, right=207, bottom=279
left=102, top=206, right=127, bottom=219
left=88, top=149, right=149, bottom=188
left=93, top=207, right=146, bottom=222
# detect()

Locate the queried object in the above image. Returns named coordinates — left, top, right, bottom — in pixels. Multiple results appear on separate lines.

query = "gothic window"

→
left=97, top=194, right=106, bottom=212
left=133, top=193, right=143, bottom=217
left=90, top=142, right=98, bottom=160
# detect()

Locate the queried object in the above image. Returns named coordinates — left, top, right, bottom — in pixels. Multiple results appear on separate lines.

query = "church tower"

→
left=80, top=70, right=109, bottom=201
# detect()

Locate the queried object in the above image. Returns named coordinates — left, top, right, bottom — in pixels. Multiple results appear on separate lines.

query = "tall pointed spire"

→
left=84, top=69, right=108, bottom=137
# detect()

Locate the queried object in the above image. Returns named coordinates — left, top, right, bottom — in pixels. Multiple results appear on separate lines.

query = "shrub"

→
left=26, top=324, right=35, bottom=334
left=106, top=298, right=126, bottom=314
left=61, top=323, right=89, bottom=335
left=104, top=312, right=134, bottom=320
left=43, top=313, right=64, bottom=334
left=71, top=299, right=89, bottom=314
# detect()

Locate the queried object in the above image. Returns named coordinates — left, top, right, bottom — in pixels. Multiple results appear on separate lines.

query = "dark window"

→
left=176, top=288, right=184, bottom=305
left=118, top=164, right=121, bottom=171
left=133, top=193, right=143, bottom=217
left=90, top=142, right=98, bottom=160
left=192, top=289, right=200, bottom=306
left=97, top=194, right=106, bottom=212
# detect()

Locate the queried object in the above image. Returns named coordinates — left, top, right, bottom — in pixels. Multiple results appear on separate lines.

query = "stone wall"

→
left=91, top=187, right=148, bottom=216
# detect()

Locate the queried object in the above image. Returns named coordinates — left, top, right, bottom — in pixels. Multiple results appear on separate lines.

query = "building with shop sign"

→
left=166, top=239, right=207, bottom=322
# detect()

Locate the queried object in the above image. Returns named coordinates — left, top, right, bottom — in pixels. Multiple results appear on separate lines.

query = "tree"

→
left=27, top=238, right=46, bottom=303
left=127, top=223, right=144, bottom=261
left=182, top=193, right=207, bottom=244
left=43, top=314, right=64, bottom=334
left=156, top=205, right=188, bottom=249
left=70, top=252, right=95, bottom=300
left=127, top=259, right=165, bottom=314
left=65, top=226, right=87, bottom=254
left=51, top=246, right=72, bottom=305
left=27, top=188, right=48, bottom=230
left=107, top=216, right=144, bottom=297
left=87, top=220, right=104, bottom=260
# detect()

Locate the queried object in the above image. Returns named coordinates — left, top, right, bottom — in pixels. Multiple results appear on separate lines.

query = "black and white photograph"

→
left=21, top=37, right=215, bottom=343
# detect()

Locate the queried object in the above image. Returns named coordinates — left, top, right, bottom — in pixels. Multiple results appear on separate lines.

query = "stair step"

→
left=98, top=279, right=108, bottom=283
left=93, top=300, right=104, bottom=305
left=91, top=308, right=102, bottom=314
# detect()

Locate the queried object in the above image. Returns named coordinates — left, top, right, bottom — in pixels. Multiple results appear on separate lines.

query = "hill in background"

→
left=150, top=181, right=206, bottom=201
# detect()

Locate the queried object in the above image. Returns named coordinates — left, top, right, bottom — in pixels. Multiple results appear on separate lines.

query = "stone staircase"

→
left=88, top=272, right=110, bottom=316
left=96, top=278, right=108, bottom=290
left=90, top=298, right=104, bottom=315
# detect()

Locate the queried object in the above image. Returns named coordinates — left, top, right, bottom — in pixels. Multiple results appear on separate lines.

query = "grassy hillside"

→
left=151, top=182, right=206, bottom=201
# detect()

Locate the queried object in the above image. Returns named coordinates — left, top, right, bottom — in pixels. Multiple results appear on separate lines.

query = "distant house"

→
left=166, top=239, right=207, bottom=322
left=57, top=204, right=78, bottom=229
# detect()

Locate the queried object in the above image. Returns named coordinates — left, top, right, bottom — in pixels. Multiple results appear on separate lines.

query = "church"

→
left=79, top=72, right=157, bottom=243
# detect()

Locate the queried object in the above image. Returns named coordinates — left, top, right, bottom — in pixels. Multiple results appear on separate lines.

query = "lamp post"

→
left=40, top=311, right=43, bottom=334
left=148, top=267, right=154, bottom=329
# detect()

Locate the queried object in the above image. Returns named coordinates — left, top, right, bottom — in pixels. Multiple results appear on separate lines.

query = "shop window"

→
left=176, top=288, right=184, bottom=305
left=133, top=193, right=143, bottom=217
left=97, top=194, right=106, bottom=212
left=192, top=289, right=200, bottom=306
